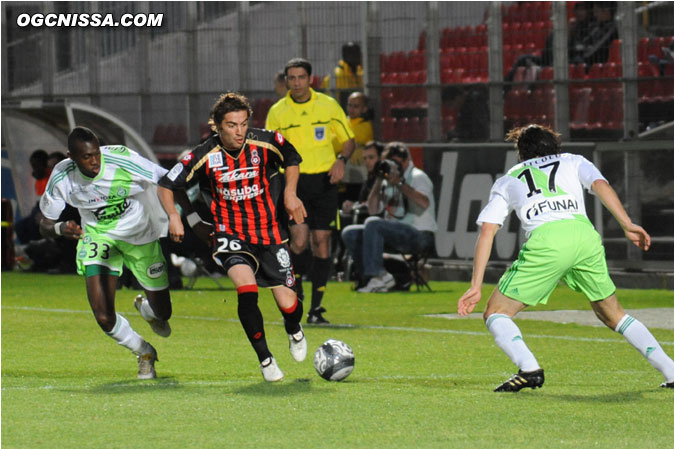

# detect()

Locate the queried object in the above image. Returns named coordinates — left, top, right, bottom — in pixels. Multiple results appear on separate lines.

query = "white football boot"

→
left=134, top=295, right=171, bottom=337
left=260, top=356, right=284, bottom=382
left=137, top=342, right=158, bottom=380
left=288, top=325, right=307, bottom=362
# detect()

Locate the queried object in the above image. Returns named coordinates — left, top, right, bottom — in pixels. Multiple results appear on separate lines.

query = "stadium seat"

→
left=603, top=87, right=624, bottom=130
left=539, top=66, right=554, bottom=80
left=381, top=117, right=396, bottom=141
left=152, top=124, right=168, bottom=145
left=637, top=37, right=650, bottom=63
left=608, top=39, right=622, bottom=64
left=569, top=87, right=592, bottom=130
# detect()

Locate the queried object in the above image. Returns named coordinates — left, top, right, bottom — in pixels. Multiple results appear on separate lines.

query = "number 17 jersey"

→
left=477, top=153, right=606, bottom=237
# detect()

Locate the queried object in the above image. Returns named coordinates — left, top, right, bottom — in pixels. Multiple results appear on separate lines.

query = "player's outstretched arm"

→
left=592, top=179, right=651, bottom=251
left=39, top=218, right=82, bottom=240
left=457, top=222, right=500, bottom=317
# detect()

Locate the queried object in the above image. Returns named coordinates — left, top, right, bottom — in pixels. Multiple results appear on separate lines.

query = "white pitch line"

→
left=2, top=305, right=672, bottom=346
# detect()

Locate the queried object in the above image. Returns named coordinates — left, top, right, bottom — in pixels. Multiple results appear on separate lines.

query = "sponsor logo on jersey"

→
left=523, top=195, right=579, bottom=220
left=208, top=152, right=224, bottom=169
left=167, top=163, right=183, bottom=181
left=147, top=262, right=165, bottom=279
left=94, top=199, right=130, bottom=221
left=274, top=131, right=285, bottom=145
left=251, top=149, right=260, bottom=165
left=181, top=152, right=194, bottom=165
left=314, top=126, right=326, bottom=141
left=276, top=248, right=291, bottom=268
left=218, top=168, right=258, bottom=183
left=216, top=184, right=263, bottom=201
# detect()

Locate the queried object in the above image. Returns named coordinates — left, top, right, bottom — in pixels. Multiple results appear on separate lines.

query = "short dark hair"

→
left=275, top=71, right=286, bottom=83
left=364, top=140, right=384, bottom=157
left=68, top=127, right=98, bottom=154
left=209, top=92, right=253, bottom=130
left=284, top=58, right=312, bottom=77
left=382, top=141, right=410, bottom=161
left=506, top=124, right=561, bottom=161
left=30, top=149, right=49, bottom=164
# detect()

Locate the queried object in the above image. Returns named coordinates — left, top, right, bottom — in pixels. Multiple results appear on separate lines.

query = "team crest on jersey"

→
left=251, top=149, right=260, bottom=165
left=208, top=152, right=224, bottom=169
left=276, top=248, right=291, bottom=268
left=116, top=187, right=127, bottom=197
left=314, top=126, right=326, bottom=141
left=274, top=131, right=285, bottom=145
left=181, top=152, right=194, bottom=165
left=218, top=224, right=227, bottom=232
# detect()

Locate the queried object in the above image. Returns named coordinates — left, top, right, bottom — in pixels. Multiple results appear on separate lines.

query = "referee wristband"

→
left=54, top=222, right=64, bottom=236
left=186, top=212, right=202, bottom=228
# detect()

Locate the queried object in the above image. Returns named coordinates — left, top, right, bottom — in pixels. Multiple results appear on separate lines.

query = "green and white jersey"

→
left=40, top=146, right=169, bottom=245
left=477, top=153, right=606, bottom=237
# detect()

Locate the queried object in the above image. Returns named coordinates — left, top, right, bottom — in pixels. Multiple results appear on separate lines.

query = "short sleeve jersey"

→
left=265, top=88, right=354, bottom=174
left=381, top=164, right=438, bottom=232
left=158, top=128, right=302, bottom=245
left=477, top=153, right=606, bottom=236
left=40, top=146, right=169, bottom=245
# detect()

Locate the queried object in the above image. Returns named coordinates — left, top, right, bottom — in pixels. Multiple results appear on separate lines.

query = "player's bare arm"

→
left=283, top=165, right=307, bottom=224
left=592, top=179, right=651, bottom=251
left=39, top=218, right=83, bottom=240
left=457, top=222, right=500, bottom=316
left=328, top=138, right=355, bottom=184
left=157, top=186, right=184, bottom=243
left=366, top=177, right=384, bottom=216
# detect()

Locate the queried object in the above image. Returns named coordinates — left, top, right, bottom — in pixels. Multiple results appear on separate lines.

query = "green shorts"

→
left=498, top=219, right=615, bottom=305
left=76, top=234, right=169, bottom=291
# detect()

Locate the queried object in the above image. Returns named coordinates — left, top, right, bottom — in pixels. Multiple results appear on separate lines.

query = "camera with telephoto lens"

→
left=374, top=159, right=402, bottom=179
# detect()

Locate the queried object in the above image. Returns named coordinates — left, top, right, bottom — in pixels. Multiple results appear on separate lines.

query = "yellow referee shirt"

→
left=266, top=88, right=355, bottom=174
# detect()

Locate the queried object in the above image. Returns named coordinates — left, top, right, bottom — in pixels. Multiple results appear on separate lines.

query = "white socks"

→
left=615, top=314, right=674, bottom=383
left=105, top=313, right=148, bottom=354
left=137, top=296, right=159, bottom=321
left=486, top=314, right=540, bottom=372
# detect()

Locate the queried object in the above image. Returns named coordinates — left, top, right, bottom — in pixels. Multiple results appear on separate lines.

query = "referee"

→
left=266, top=58, right=356, bottom=324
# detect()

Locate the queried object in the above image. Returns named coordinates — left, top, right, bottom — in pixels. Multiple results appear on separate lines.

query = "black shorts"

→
left=211, top=232, right=296, bottom=289
left=293, top=172, right=339, bottom=230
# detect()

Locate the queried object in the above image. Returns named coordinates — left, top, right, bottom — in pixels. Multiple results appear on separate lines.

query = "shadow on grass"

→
left=538, top=390, right=652, bottom=403
left=70, top=376, right=185, bottom=394
left=232, top=377, right=315, bottom=396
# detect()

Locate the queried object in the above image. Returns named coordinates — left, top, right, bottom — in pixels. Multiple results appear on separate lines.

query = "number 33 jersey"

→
left=477, top=153, right=606, bottom=237
left=40, top=146, right=169, bottom=245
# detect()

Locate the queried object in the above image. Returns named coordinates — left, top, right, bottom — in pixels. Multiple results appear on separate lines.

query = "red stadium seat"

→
left=153, top=124, right=168, bottom=145
left=608, top=39, right=621, bottom=64
left=569, top=87, right=592, bottom=130
left=381, top=117, right=396, bottom=141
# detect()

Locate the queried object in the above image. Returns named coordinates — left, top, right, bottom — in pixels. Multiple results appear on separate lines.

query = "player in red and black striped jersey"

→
left=158, top=92, right=308, bottom=382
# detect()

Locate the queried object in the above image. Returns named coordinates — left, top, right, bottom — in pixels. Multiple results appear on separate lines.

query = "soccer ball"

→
left=313, top=339, right=355, bottom=381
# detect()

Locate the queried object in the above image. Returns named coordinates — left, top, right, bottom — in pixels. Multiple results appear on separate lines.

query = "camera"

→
left=375, top=159, right=402, bottom=179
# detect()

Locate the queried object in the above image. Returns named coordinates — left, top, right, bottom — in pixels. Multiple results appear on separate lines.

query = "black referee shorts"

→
left=292, top=172, right=339, bottom=230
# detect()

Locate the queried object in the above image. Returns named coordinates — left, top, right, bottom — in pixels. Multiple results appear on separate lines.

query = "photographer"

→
left=341, top=142, right=437, bottom=293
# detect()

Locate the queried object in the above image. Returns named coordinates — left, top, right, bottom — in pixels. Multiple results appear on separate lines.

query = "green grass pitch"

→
left=2, top=272, right=673, bottom=448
